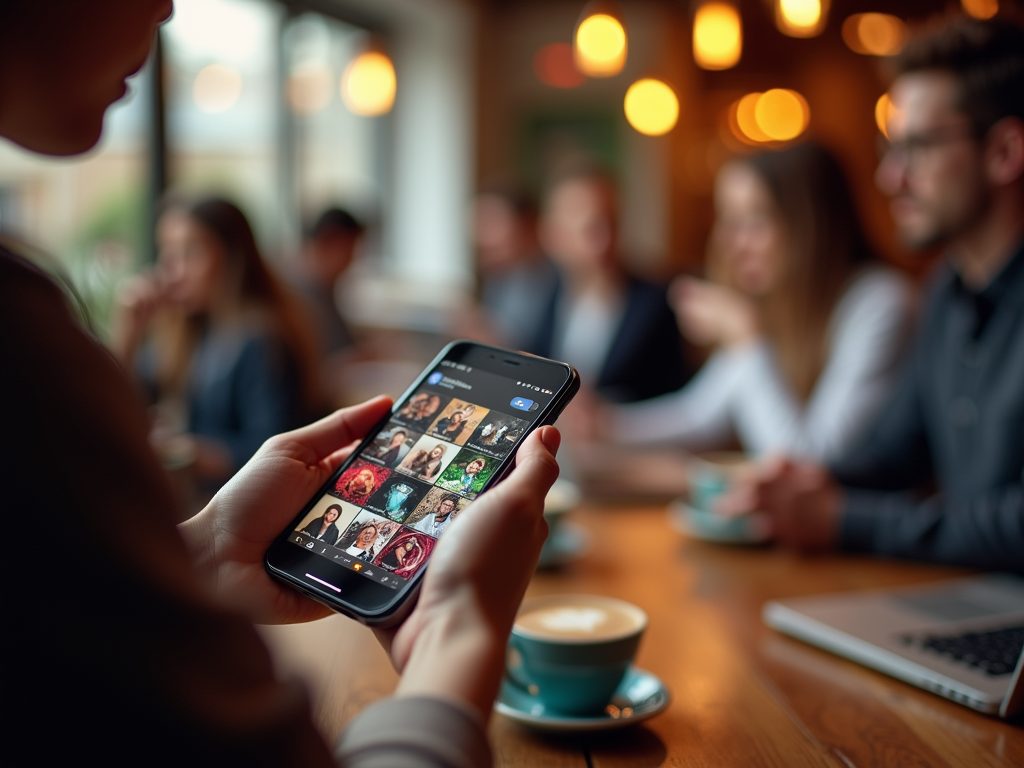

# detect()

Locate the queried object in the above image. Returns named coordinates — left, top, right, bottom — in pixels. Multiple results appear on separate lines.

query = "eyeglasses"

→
left=877, top=124, right=979, bottom=167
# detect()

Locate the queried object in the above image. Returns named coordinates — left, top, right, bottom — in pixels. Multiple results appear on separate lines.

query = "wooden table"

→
left=259, top=503, right=1024, bottom=767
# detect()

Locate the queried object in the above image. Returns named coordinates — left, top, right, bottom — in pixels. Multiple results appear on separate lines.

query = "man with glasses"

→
left=722, top=15, right=1024, bottom=572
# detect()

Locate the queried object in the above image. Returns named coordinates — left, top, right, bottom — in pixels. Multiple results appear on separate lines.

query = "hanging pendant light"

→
left=574, top=1, right=628, bottom=78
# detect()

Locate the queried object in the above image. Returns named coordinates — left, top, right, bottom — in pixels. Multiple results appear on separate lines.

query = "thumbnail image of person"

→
left=298, top=503, right=347, bottom=546
left=374, top=531, right=435, bottom=579
left=394, top=390, right=448, bottom=432
left=411, top=491, right=465, bottom=538
left=428, top=400, right=489, bottom=446
left=338, top=511, right=401, bottom=561
left=466, top=413, right=527, bottom=458
left=436, top=451, right=495, bottom=499
left=365, top=474, right=430, bottom=523
left=366, top=425, right=416, bottom=468
left=333, top=459, right=390, bottom=506
left=397, top=436, right=452, bottom=483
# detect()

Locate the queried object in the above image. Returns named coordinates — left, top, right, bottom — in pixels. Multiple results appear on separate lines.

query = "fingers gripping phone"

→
left=264, top=341, right=579, bottom=627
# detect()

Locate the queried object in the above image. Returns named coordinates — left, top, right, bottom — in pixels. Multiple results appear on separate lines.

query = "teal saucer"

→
left=495, top=665, right=670, bottom=732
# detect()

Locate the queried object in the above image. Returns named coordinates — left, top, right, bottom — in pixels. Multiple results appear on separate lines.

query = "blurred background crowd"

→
left=0, top=0, right=1016, bottom=510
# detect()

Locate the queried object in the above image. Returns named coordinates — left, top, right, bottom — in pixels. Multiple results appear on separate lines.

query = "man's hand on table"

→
left=719, top=457, right=843, bottom=552
left=179, top=395, right=394, bottom=625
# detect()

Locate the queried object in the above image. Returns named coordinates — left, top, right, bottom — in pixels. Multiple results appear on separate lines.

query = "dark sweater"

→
left=831, top=244, right=1024, bottom=573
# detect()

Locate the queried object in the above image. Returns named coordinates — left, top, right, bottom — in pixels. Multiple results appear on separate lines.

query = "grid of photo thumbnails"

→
left=292, top=386, right=530, bottom=588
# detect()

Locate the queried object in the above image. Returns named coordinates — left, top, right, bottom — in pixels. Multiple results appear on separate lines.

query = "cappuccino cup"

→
left=687, top=451, right=748, bottom=514
left=506, top=595, right=647, bottom=715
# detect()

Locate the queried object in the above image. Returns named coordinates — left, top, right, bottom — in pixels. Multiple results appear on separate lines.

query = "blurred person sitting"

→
left=291, top=207, right=364, bottom=399
left=529, top=170, right=693, bottom=403
left=470, top=186, right=558, bottom=350
left=606, top=142, right=914, bottom=463
left=1, top=1, right=563, bottom=765
left=720, top=15, right=1024, bottom=573
left=113, top=197, right=321, bottom=493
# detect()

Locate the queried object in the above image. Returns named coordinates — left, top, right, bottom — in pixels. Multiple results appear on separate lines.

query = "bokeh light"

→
left=534, top=43, right=586, bottom=89
left=735, top=93, right=771, bottom=143
left=875, top=93, right=897, bottom=138
left=342, top=51, right=396, bottom=117
left=693, top=2, right=742, bottom=71
left=962, top=0, right=998, bottom=19
left=193, top=64, right=243, bottom=113
left=286, top=63, right=332, bottom=115
left=624, top=79, right=679, bottom=136
left=842, top=14, right=906, bottom=56
left=776, top=0, right=827, bottom=38
left=574, top=13, right=627, bottom=77
left=755, top=89, right=809, bottom=141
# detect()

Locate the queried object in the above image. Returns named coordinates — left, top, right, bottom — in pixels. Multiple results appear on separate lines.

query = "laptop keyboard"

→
left=903, top=624, right=1024, bottom=676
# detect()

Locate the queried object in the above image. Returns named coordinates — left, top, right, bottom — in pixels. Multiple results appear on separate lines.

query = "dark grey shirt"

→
left=831, top=243, right=1024, bottom=573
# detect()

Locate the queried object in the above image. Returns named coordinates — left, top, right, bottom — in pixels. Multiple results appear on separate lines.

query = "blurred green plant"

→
left=61, top=187, right=148, bottom=342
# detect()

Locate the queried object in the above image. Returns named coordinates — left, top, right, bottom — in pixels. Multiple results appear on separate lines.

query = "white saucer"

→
left=495, top=665, right=670, bottom=732
left=669, top=499, right=772, bottom=544
left=536, top=520, right=590, bottom=569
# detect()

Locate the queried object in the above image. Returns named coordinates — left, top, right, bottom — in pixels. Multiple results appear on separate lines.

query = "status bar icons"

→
left=516, top=381, right=553, bottom=395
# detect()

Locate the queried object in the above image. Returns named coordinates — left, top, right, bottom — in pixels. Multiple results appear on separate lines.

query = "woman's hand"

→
left=178, top=396, right=394, bottom=624
left=111, top=273, right=165, bottom=367
left=377, top=427, right=561, bottom=720
left=670, top=276, right=759, bottom=349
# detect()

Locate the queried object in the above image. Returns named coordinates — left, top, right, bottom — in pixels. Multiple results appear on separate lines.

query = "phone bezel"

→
left=264, top=340, right=579, bottom=626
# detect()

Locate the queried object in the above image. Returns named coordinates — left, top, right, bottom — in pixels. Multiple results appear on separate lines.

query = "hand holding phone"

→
left=263, top=341, right=579, bottom=626
left=179, top=396, right=395, bottom=625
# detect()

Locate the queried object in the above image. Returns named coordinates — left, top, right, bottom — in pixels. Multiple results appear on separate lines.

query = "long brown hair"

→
left=713, top=142, right=873, bottom=400
left=154, top=197, right=321, bottom=413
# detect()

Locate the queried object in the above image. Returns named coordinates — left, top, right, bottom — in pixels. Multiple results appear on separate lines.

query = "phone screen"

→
left=272, top=343, right=576, bottom=613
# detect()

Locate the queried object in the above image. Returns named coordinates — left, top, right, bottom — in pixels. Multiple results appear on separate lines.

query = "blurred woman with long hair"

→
left=609, top=142, right=913, bottom=462
left=114, top=197, right=321, bottom=490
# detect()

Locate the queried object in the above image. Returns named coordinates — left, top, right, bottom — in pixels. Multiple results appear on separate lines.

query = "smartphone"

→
left=264, top=341, right=579, bottom=627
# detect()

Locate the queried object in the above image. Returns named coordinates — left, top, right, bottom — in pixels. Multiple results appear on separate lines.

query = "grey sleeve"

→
left=335, top=697, right=492, bottom=768
left=839, top=475, right=1024, bottom=574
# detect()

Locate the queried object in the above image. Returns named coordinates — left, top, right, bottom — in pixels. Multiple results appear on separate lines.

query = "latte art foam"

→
left=515, top=600, right=643, bottom=640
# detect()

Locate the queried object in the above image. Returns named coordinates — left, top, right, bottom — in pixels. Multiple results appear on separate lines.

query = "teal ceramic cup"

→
left=505, top=595, right=647, bottom=716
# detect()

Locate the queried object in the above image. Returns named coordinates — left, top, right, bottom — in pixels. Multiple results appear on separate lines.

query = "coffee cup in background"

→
left=687, top=451, right=748, bottom=514
left=506, top=594, right=647, bottom=716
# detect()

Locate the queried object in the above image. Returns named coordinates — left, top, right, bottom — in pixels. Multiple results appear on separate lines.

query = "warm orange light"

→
left=574, top=12, right=627, bottom=77
left=962, top=0, right=998, bottom=19
left=842, top=13, right=906, bottom=56
left=755, top=88, right=809, bottom=141
left=624, top=79, right=679, bottom=136
left=287, top=64, right=332, bottom=115
left=693, top=2, right=742, bottom=71
left=534, top=43, right=585, bottom=89
left=875, top=93, right=898, bottom=138
left=342, top=51, right=396, bottom=117
left=776, top=0, right=828, bottom=38
left=193, top=64, right=243, bottom=114
left=735, top=93, right=771, bottom=143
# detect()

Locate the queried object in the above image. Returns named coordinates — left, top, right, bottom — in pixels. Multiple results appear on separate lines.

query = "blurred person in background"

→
left=529, top=170, right=693, bottom=403
left=604, top=142, right=913, bottom=463
left=469, top=186, right=558, bottom=351
left=1, top=1, right=563, bottom=765
left=721, top=15, right=1024, bottom=573
left=113, top=197, right=321, bottom=495
left=291, top=207, right=364, bottom=403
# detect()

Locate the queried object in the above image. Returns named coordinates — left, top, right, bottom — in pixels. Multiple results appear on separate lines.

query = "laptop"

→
left=763, top=574, right=1024, bottom=717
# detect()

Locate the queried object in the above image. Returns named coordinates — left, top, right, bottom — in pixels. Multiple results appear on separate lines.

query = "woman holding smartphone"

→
left=607, top=142, right=913, bottom=462
left=0, top=2, right=561, bottom=766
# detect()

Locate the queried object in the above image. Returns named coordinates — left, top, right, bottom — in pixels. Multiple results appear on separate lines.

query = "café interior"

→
left=2, top=0, right=1022, bottom=765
